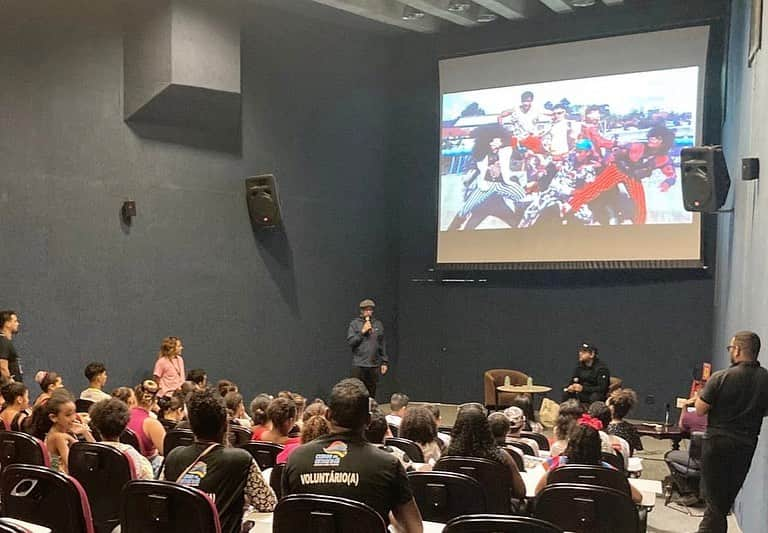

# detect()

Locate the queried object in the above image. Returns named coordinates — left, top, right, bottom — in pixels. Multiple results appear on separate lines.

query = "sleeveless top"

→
left=127, top=407, right=157, bottom=458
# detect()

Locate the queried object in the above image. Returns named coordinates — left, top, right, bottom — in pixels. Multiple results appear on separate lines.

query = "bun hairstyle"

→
left=35, top=371, right=60, bottom=393
left=1, top=381, right=27, bottom=405
left=134, top=380, right=159, bottom=407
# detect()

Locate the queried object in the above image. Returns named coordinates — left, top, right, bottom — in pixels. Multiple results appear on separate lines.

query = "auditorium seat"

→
left=535, top=483, right=641, bottom=533
left=483, top=369, right=529, bottom=409
left=270, top=463, right=285, bottom=500
left=69, top=442, right=137, bottom=533
left=163, top=429, right=195, bottom=457
left=501, top=447, right=525, bottom=472
left=507, top=440, right=535, bottom=457
left=520, top=431, right=550, bottom=451
left=120, top=480, right=221, bottom=533
left=443, top=514, right=563, bottom=533
left=239, top=441, right=283, bottom=470
left=407, top=471, right=485, bottom=522
left=0, top=464, right=95, bottom=533
left=273, top=494, right=387, bottom=533
left=75, top=398, right=95, bottom=414
left=229, top=425, right=251, bottom=447
left=434, top=456, right=518, bottom=514
left=384, top=437, right=424, bottom=463
left=119, top=428, right=144, bottom=455
left=0, top=431, right=51, bottom=472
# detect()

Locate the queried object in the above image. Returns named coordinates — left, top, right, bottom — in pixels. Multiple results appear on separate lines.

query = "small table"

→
left=495, top=384, right=552, bottom=411
left=634, top=424, right=685, bottom=450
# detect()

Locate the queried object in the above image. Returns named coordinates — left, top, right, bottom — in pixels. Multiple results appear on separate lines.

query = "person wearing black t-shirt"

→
left=694, top=331, right=768, bottom=533
left=164, top=389, right=276, bottom=533
left=563, top=343, right=610, bottom=404
left=284, top=378, right=423, bottom=532
left=0, top=310, right=22, bottom=382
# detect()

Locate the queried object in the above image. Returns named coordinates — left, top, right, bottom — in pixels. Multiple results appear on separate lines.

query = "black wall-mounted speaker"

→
left=245, top=175, right=281, bottom=229
left=680, top=146, right=731, bottom=212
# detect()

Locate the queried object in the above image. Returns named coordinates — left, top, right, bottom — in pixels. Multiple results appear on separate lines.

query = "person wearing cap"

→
left=503, top=406, right=541, bottom=456
left=563, top=343, right=611, bottom=404
left=346, top=299, right=389, bottom=399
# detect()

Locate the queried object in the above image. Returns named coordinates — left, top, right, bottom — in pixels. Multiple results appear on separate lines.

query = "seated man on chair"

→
left=563, top=343, right=611, bottom=404
left=284, top=378, right=423, bottom=532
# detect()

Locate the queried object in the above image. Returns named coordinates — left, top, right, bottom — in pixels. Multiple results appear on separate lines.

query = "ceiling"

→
left=288, top=0, right=626, bottom=33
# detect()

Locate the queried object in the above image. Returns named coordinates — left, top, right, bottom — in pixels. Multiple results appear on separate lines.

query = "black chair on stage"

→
left=0, top=431, right=50, bottom=472
left=69, top=442, right=137, bottom=533
left=239, top=441, right=283, bottom=470
left=0, top=464, right=95, bottom=533
left=502, top=447, right=525, bottom=472
left=407, top=471, right=485, bottom=523
left=535, top=483, right=640, bottom=533
left=273, top=494, right=387, bottom=533
left=520, top=431, right=550, bottom=451
left=163, top=429, right=195, bottom=457
left=270, top=463, right=285, bottom=500
left=120, top=480, right=221, bottom=533
left=119, top=428, right=144, bottom=455
left=384, top=437, right=424, bottom=463
left=434, top=456, right=517, bottom=514
left=75, top=398, right=95, bottom=414
left=229, top=425, right=252, bottom=447
left=507, top=440, right=536, bottom=457
left=443, top=514, right=564, bottom=533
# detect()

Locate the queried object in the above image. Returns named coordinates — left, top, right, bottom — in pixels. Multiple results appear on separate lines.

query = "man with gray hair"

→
left=347, top=299, right=389, bottom=399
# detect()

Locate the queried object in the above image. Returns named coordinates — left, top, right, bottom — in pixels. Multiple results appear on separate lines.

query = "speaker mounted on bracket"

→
left=245, top=174, right=281, bottom=230
left=680, top=146, right=731, bottom=212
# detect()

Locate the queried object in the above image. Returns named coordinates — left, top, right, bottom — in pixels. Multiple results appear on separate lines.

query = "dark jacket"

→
left=570, top=357, right=611, bottom=400
left=347, top=317, right=388, bottom=368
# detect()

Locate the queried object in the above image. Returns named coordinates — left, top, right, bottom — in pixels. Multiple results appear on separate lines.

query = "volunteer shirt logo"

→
left=313, top=441, right=348, bottom=467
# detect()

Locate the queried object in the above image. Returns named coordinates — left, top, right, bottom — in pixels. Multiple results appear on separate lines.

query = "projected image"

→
left=440, top=67, right=698, bottom=231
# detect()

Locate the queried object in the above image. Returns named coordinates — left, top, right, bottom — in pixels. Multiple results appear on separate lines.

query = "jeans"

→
left=351, top=366, right=379, bottom=400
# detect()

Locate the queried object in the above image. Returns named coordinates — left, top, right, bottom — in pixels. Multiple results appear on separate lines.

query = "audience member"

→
left=80, top=362, right=111, bottom=403
left=165, top=389, right=276, bottom=533
left=186, top=368, right=207, bottom=390
left=365, top=410, right=413, bottom=470
left=550, top=400, right=584, bottom=457
left=386, top=392, right=409, bottom=428
left=446, top=404, right=526, bottom=500
left=502, top=406, right=541, bottom=456
left=127, top=380, right=166, bottom=474
left=536, top=418, right=642, bottom=503
left=424, top=403, right=450, bottom=447
left=153, top=336, right=185, bottom=398
left=89, top=398, right=154, bottom=480
left=250, top=393, right=272, bottom=440
left=399, top=405, right=442, bottom=464
left=606, top=388, right=643, bottom=455
left=33, top=370, right=63, bottom=407
left=259, top=397, right=300, bottom=446
left=589, top=401, right=630, bottom=467
left=217, top=379, right=238, bottom=397
left=112, top=386, right=137, bottom=406
left=276, top=414, right=330, bottom=463
left=29, top=389, right=94, bottom=473
left=157, top=393, right=185, bottom=431
left=224, top=391, right=252, bottom=429
left=509, top=394, right=543, bottom=433
left=283, top=378, right=423, bottom=531
left=0, top=381, right=29, bottom=430
left=488, top=411, right=523, bottom=462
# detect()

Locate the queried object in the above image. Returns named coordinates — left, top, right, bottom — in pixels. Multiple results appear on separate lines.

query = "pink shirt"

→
left=127, top=407, right=156, bottom=458
left=153, top=356, right=185, bottom=397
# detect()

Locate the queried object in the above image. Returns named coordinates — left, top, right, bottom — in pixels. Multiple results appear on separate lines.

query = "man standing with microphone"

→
left=346, top=299, right=388, bottom=400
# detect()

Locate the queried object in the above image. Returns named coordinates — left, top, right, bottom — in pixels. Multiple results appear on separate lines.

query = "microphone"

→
left=664, top=403, right=671, bottom=426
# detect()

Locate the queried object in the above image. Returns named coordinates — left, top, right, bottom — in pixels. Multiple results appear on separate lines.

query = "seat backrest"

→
left=0, top=431, right=50, bottom=470
left=384, top=437, right=424, bottom=463
left=507, top=440, right=535, bottom=457
left=546, top=465, right=630, bottom=495
left=75, top=398, right=95, bottom=414
left=443, top=514, right=564, bottom=533
left=387, top=423, right=399, bottom=438
left=163, top=429, right=195, bottom=457
left=501, top=448, right=525, bottom=472
left=520, top=431, right=550, bottom=451
left=0, top=518, right=40, bottom=533
left=483, top=370, right=529, bottom=406
left=434, top=456, right=515, bottom=514
left=601, top=451, right=625, bottom=472
left=407, top=471, right=485, bottom=523
left=229, top=425, right=252, bottom=447
left=270, top=463, right=285, bottom=500
left=69, top=442, right=135, bottom=533
left=0, top=464, right=95, bottom=533
left=238, top=442, right=284, bottom=470
left=119, top=428, right=144, bottom=455
left=120, top=480, right=221, bottom=533
left=535, top=483, right=638, bottom=533
left=273, top=493, right=387, bottom=533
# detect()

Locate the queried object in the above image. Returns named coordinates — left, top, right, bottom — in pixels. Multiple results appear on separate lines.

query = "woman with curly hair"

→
left=606, top=388, right=643, bottom=455
left=446, top=404, right=525, bottom=498
left=90, top=397, right=154, bottom=479
left=399, top=406, right=443, bottom=464
left=535, top=417, right=642, bottom=503
left=153, top=336, right=185, bottom=398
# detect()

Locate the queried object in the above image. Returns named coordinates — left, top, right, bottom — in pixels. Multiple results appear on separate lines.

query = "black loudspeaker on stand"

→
left=680, top=146, right=731, bottom=212
left=245, top=175, right=281, bottom=230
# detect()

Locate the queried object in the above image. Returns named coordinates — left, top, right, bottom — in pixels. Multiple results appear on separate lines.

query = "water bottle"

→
left=527, top=376, right=533, bottom=387
left=504, top=375, right=511, bottom=386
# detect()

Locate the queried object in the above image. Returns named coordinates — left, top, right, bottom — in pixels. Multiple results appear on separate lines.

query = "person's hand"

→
left=71, top=419, right=92, bottom=437
left=380, top=364, right=388, bottom=375
left=361, top=321, right=372, bottom=334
